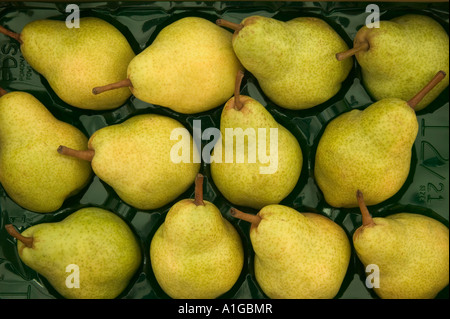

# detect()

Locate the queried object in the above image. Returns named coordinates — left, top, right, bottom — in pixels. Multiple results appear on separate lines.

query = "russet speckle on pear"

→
left=221, top=16, right=352, bottom=110
left=9, top=207, right=142, bottom=299
left=19, top=17, right=135, bottom=110
left=349, top=14, right=449, bottom=111
left=0, top=91, right=92, bottom=213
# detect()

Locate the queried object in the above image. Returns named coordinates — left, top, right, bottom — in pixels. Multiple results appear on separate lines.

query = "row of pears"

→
left=0, top=68, right=446, bottom=213
left=5, top=174, right=448, bottom=299
left=1, top=14, right=448, bottom=113
left=0, top=88, right=200, bottom=213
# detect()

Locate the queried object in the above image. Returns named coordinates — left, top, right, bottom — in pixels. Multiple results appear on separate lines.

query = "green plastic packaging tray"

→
left=0, top=1, right=448, bottom=299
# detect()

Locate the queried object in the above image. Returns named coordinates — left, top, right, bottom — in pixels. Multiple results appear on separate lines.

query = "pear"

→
left=5, top=207, right=142, bottom=299
left=216, top=16, right=352, bottom=110
left=231, top=205, right=351, bottom=299
left=336, top=14, right=449, bottom=111
left=0, top=89, right=92, bottom=213
left=314, top=71, right=446, bottom=208
left=93, top=17, right=242, bottom=114
left=58, top=114, right=200, bottom=210
left=210, top=71, right=302, bottom=210
left=150, top=174, right=244, bottom=299
left=353, top=190, right=449, bottom=299
left=0, top=17, right=135, bottom=110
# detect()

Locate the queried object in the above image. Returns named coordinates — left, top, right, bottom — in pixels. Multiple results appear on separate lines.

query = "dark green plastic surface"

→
left=0, top=1, right=448, bottom=299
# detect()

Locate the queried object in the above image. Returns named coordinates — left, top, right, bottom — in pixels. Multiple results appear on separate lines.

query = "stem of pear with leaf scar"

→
left=0, top=25, right=22, bottom=44
left=230, top=208, right=262, bottom=228
left=193, top=173, right=205, bottom=206
left=57, top=145, right=95, bottom=162
left=356, top=190, right=375, bottom=228
left=5, top=224, right=33, bottom=248
left=234, top=70, right=245, bottom=111
left=92, top=78, right=132, bottom=95
left=216, top=19, right=243, bottom=32
left=407, top=70, right=446, bottom=110
left=335, top=42, right=369, bottom=61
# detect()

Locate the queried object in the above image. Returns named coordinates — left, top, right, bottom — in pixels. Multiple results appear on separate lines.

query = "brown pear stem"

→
left=336, top=42, right=369, bottom=61
left=92, top=78, right=132, bottom=95
left=0, top=25, right=22, bottom=44
left=216, top=19, right=243, bottom=31
left=234, top=70, right=245, bottom=111
left=5, top=224, right=33, bottom=248
left=407, top=71, right=446, bottom=110
left=194, top=173, right=205, bottom=206
left=58, top=145, right=95, bottom=162
left=356, top=190, right=375, bottom=227
left=230, top=208, right=261, bottom=228
left=0, top=87, right=7, bottom=97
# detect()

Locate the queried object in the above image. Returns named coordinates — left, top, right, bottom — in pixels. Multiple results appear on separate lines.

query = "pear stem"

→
left=356, top=190, right=375, bottom=227
left=336, top=42, right=369, bottom=61
left=230, top=208, right=262, bottom=227
left=58, top=145, right=95, bottom=162
left=92, top=78, right=132, bottom=95
left=5, top=224, right=33, bottom=248
left=216, top=19, right=243, bottom=31
left=234, top=70, right=245, bottom=111
left=194, top=173, right=205, bottom=206
left=0, top=25, right=22, bottom=44
left=407, top=71, right=446, bottom=110
left=0, top=87, right=7, bottom=97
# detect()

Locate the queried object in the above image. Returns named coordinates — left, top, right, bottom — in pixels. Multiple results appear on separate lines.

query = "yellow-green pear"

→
left=58, top=114, right=200, bottom=210
left=0, top=17, right=135, bottom=110
left=314, top=71, right=446, bottom=208
left=150, top=174, right=244, bottom=299
left=0, top=89, right=92, bottom=213
left=216, top=16, right=352, bottom=110
left=353, top=191, right=449, bottom=299
left=210, top=71, right=302, bottom=210
left=336, top=14, right=449, bottom=111
left=231, top=205, right=351, bottom=299
left=93, top=17, right=242, bottom=114
left=5, top=207, right=142, bottom=299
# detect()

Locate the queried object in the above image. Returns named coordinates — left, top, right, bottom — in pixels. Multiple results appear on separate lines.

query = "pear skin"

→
left=150, top=174, right=244, bottom=299
left=353, top=191, right=449, bottom=299
left=0, top=91, right=92, bottom=213
left=231, top=205, right=351, bottom=299
left=5, top=207, right=142, bottom=299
